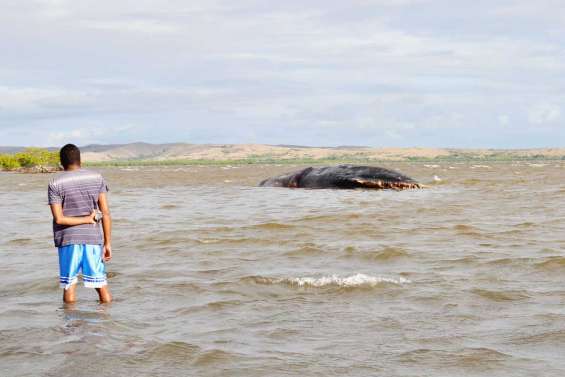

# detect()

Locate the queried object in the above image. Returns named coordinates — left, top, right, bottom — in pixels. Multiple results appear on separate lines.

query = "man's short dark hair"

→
left=60, top=144, right=81, bottom=169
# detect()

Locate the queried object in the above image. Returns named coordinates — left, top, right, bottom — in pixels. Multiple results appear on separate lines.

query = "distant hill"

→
left=0, top=147, right=25, bottom=154
left=0, top=146, right=58, bottom=153
left=1, top=143, right=564, bottom=162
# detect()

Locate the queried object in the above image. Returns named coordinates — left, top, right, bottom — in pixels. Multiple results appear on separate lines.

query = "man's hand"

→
left=86, top=210, right=97, bottom=224
left=50, top=205, right=98, bottom=226
left=103, top=244, right=112, bottom=262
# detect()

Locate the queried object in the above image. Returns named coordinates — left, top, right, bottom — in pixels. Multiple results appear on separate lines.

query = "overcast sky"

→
left=1, top=0, right=564, bottom=147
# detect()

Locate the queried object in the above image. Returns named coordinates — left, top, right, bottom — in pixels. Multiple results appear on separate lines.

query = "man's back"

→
left=48, top=169, right=108, bottom=247
left=48, top=144, right=112, bottom=304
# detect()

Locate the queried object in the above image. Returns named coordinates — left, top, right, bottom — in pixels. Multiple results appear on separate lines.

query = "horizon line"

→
left=1, top=142, right=565, bottom=151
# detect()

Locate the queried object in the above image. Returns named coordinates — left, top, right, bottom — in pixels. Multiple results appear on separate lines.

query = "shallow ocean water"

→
left=1, top=162, right=565, bottom=376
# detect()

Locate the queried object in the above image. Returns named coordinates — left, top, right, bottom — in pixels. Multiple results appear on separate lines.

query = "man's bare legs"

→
left=96, top=286, right=112, bottom=303
left=62, top=284, right=111, bottom=303
left=63, top=285, right=77, bottom=303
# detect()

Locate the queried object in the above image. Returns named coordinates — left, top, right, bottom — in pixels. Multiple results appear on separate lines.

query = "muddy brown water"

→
left=1, top=162, right=565, bottom=376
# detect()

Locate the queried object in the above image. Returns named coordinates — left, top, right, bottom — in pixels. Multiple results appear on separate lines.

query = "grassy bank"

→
left=0, top=148, right=60, bottom=171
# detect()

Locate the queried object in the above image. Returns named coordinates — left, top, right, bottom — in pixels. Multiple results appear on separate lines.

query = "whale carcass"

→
left=259, top=165, right=422, bottom=190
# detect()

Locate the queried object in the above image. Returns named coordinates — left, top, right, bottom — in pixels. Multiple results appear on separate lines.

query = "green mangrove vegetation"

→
left=0, top=148, right=60, bottom=171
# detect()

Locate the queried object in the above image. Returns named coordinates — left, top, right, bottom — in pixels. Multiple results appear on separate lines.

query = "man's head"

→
left=59, top=144, right=81, bottom=170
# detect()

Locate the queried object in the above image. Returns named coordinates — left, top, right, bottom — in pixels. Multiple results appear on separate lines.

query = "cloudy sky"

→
left=1, top=0, right=564, bottom=147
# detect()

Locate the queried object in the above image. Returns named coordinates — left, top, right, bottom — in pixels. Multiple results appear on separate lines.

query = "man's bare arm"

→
left=50, top=204, right=96, bottom=226
left=98, top=192, right=112, bottom=261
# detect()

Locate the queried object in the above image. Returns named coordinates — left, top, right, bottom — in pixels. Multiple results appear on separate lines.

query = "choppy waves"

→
left=3, top=162, right=565, bottom=376
left=247, top=273, right=411, bottom=288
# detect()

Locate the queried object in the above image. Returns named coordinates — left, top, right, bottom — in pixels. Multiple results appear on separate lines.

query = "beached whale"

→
left=259, top=165, right=421, bottom=190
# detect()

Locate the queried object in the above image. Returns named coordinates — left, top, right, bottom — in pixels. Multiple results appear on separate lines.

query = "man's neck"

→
left=65, top=165, right=81, bottom=172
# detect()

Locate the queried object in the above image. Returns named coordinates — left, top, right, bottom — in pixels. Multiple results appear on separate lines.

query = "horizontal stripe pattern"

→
left=59, top=277, right=107, bottom=289
left=48, top=169, right=109, bottom=247
left=83, top=275, right=107, bottom=280
left=84, top=281, right=107, bottom=288
left=60, top=275, right=106, bottom=281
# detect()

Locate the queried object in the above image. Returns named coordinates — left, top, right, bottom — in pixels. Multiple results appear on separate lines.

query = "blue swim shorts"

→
left=58, top=244, right=107, bottom=289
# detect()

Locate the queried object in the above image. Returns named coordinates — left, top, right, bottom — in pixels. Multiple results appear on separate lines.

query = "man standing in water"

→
left=48, top=144, right=112, bottom=303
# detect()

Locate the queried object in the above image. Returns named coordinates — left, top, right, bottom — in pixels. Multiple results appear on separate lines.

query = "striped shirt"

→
left=47, top=169, right=109, bottom=247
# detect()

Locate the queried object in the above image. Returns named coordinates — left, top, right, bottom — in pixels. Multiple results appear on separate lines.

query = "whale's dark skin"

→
left=259, top=165, right=421, bottom=190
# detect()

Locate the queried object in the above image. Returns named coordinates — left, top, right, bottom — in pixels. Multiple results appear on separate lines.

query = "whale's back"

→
left=260, top=165, right=420, bottom=190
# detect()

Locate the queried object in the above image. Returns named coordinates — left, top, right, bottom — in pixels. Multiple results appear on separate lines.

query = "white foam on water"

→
left=471, top=165, right=492, bottom=169
left=275, top=273, right=411, bottom=288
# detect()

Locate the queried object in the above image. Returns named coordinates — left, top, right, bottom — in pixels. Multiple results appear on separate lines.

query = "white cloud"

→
left=498, top=114, right=510, bottom=127
left=46, top=124, right=135, bottom=145
left=528, top=103, right=562, bottom=125
left=0, top=87, right=90, bottom=111
left=0, top=1, right=564, bottom=147
left=47, top=129, right=88, bottom=145
left=80, top=19, right=180, bottom=34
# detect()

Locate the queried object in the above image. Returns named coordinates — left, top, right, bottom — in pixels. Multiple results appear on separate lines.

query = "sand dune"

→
left=75, top=143, right=565, bottom=162
left=3, top=143, right=563, bottom=162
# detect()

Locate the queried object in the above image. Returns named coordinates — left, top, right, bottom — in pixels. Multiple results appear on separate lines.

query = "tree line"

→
left=0, top=148, right=60, bottom=170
